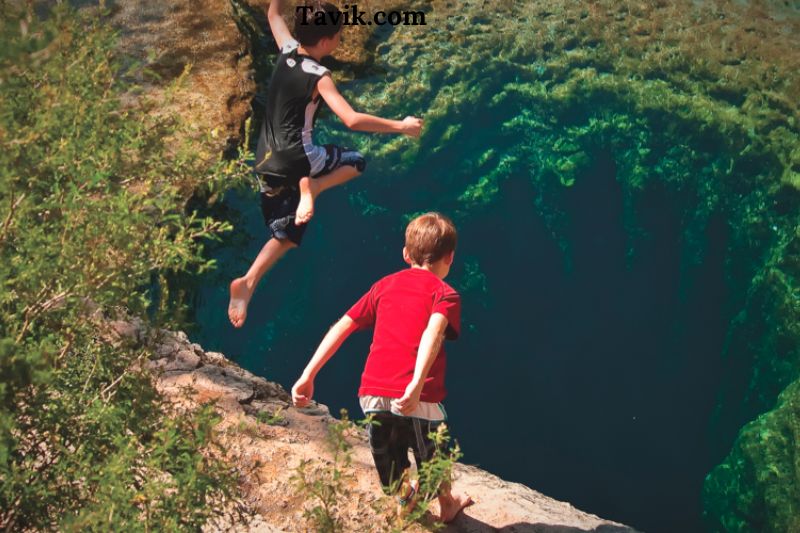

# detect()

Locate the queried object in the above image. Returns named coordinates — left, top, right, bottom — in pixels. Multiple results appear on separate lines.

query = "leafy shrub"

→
left=0, top=4, right=248, bottom=530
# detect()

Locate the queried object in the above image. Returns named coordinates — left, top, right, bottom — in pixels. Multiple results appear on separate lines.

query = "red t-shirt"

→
left=346, top=268, right=461, bottom=403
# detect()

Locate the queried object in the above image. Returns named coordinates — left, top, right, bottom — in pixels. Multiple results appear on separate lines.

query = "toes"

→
left=295, top=210, right=313, bottom=225
left=228, top=306, right=246, bottom=327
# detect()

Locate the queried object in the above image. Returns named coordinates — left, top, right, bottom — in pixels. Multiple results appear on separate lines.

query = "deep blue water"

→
left=191, top=145, right=731, bottom=532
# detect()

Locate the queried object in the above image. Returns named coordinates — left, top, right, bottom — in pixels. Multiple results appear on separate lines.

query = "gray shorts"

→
left=256, top=144, right=366, bottom=245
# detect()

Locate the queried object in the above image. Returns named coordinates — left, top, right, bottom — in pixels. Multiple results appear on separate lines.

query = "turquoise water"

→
left=187, top=3, right=771, bottom=530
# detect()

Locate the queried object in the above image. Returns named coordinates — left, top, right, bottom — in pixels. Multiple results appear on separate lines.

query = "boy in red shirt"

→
left=291, top=212, right=473, bottom=523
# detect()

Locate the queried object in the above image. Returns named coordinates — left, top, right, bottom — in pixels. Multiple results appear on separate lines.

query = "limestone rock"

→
left=447, top=465, right=637, bottom=532
left=147, top=349, right=201, bottom=372
left=108, top=317, right=146, bottom=343
left=141, top=321, right=636, bottom=532
left=204, top=351, right=228, bottom=365
left=190, top=366, right=255, bottom=403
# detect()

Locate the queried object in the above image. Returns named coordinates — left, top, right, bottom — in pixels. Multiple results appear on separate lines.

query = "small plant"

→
left=256, top=407, right=286, bottom=426
left=395, top=423, right=463, bottom=531
left=291, top=409, right=365, bottom=533
left=290, top=409, right=464, bottom=532
left=255, top=407, right=287, bottom=426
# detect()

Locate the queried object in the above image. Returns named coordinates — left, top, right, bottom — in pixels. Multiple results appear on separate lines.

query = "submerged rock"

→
left=703, top=378, right=800, bottom=532
left=110, top=0, right=256, bottom=154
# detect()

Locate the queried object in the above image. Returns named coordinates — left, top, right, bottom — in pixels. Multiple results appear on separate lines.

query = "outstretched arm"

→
left=267, top=0, right=294, bottom=50
left=317, top=75, right=423, bottom=137
left=292, top=315, right=359, bottom=407
left=393, top=313, right=449, bottom=415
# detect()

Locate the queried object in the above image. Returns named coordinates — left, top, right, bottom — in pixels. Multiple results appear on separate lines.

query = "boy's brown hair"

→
left=294, top=1, right=344, bottom=46
left=405, top=212, right=458, bottom=266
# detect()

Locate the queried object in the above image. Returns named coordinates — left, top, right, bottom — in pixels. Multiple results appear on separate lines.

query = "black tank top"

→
left=254, top=39, right=330, bottom=180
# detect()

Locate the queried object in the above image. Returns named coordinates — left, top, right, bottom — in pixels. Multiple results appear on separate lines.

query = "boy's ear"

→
left=402, top=246, right=412, bottom=266
left=319, top=31, right=341, bottom=51
left=444, top=250, right=455, bottom=266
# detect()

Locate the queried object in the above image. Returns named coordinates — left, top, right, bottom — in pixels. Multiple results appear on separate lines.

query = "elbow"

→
left=343, top=113, right=361, bottom=130
left=338, top=315, right=357, bottom=333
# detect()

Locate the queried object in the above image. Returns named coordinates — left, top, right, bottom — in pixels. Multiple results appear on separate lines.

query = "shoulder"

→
left=368, top=269, right=413, bottom=295
left=280, top=38, right=300, bottom=55
left=301, top=58, right=330, bottom=78
left=357, top=272, right=393, bottom=297
left=374, top=270, right=405, bottom=288
left=436, top=279, right=460, bottom=300
left=432, top=279, right=460, bottom=339
left=383, top=269, right=411, bottom=281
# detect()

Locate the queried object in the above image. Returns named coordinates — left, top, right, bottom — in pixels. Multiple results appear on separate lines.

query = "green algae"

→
left=702, top=227, right=800, bottom=529
left=348, top=190, right=389, bottom=216
left=704, top=378, right=800, bottom=532
left=456, top=257, right=489, bottom=299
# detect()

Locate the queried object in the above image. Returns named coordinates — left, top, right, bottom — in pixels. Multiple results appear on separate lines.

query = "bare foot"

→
left=438, top=492, right=474, bottom=523
left=228, top=277, right=253, bottom=328
left=295, top=176, right=319, bottom=225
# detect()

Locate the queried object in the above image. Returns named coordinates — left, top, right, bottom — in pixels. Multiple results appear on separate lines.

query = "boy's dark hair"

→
left=294, top=1, right=343, bottom=46
left=405, top=212, right=458, bottom=266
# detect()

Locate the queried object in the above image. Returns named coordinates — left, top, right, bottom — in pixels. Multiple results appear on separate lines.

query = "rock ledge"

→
left=121, top=321, right=638, bottom=533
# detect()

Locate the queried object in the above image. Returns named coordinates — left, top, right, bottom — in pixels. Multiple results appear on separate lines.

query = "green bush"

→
left=0, top=4, right=246, bottom=530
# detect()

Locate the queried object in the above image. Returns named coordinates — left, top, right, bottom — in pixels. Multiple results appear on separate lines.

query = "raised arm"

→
left=393, top=313, right=449, bottom=415
left=267, top=0, right=294, bottom=50
left=317, top=75, right=423, bottom=137
left=291, top=315, right=359, bottom=407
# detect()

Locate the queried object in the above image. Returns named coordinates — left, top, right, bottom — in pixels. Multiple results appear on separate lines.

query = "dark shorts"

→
left=256, top=144, right=366, bottom=246
left=366, top=413, right=444, bottom=492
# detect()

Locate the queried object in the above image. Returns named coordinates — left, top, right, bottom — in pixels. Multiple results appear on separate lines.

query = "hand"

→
left=401, top=116, right=423, bottom=138
left=392, top=381, right=422, bottom=415
left=292, top=375, right=314, bottom=408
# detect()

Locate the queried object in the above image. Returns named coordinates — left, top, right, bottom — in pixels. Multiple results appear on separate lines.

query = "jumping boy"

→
left=291, top=212, right=474, bottom=523
left=228, top=0, right=424, bottom=327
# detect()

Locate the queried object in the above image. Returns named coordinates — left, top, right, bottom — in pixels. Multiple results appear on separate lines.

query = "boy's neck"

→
left=298, top=45, right=325, bottom=62
left=410, top=263, right=448, bottom=280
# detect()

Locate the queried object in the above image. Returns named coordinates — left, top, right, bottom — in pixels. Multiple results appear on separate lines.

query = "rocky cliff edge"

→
left=110, top=318, right=637, bottom=533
